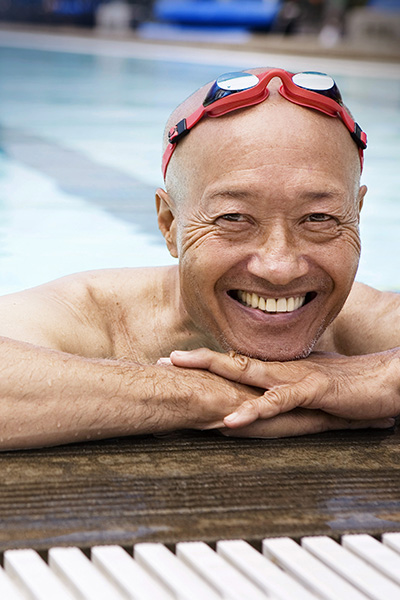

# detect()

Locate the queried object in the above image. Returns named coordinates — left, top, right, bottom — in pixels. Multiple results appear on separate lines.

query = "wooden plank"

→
left=0, top=429, right=399, bottom=551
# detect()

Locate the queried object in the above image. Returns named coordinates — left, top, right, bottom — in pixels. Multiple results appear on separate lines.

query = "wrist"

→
left=386, top=347, right=400, bottom=410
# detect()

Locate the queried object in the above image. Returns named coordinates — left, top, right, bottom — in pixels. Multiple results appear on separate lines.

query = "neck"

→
left=137, top=266, right=219, bottom=364
left=166, top=266, right=221, bottom=353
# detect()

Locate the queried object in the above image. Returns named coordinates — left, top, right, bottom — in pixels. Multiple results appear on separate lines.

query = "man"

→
left=0, top=67, right=398, bottom=449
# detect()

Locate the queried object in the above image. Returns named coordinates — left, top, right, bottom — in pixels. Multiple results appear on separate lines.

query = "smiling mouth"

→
left=230, top=290, right=316, bottom=314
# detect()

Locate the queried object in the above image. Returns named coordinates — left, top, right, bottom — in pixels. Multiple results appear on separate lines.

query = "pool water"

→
left=0, top=31, right=399, bottom=295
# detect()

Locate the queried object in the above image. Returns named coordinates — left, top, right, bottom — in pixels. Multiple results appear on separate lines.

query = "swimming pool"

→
left=0, top=30, right=399, bottom=295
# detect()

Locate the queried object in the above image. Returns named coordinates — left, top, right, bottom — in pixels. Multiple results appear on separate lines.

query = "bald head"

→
left=162, top=68, right=362, bottom=209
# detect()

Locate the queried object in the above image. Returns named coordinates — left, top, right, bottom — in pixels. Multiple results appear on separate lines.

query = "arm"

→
left=0, top=336, right=265, bottom=449
left=0, top=272, right=262, bottom=449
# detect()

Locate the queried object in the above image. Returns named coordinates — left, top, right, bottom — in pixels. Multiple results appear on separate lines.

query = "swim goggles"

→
left=162, top=68, right=367, bottom=179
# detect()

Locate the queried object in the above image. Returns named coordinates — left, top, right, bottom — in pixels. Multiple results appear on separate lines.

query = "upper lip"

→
left=231, top=288, right=312, bottom=298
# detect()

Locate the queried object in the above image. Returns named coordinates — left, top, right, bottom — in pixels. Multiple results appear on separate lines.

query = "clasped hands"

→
left=160, top=348, right=399, bottom=438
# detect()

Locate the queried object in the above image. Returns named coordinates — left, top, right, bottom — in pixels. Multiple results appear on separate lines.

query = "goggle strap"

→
left=168, top=106, right=205, bottom=145
left=351, top=123, right=367, bottom=150
left=187, top=105, right=206, bottom=130
left=340, top=109, right=367, bottom=150
left=359, top=147, right=364, bottom=172
left=168, top=118, right=188, bottom=145
left=164, top=106, right=206, bottom=178
left=162, top=143, right=174, bottom=179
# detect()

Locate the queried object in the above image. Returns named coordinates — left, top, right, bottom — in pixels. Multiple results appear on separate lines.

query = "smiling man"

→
left=0, top=67, right=399, bottom=449
left=158, top=69, right=366, bottom=364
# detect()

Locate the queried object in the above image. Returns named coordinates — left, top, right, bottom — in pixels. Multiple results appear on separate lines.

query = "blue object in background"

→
left=0, top=0, right=103, bottom=25
left=47, top=0, right=102, bottom=16
left=368, top=0, right=400, bottom=9
left=154, top=0, right=281, bottom=29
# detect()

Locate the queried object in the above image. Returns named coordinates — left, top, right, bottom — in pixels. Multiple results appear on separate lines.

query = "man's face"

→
left=164, top=97, right=365, bottom=361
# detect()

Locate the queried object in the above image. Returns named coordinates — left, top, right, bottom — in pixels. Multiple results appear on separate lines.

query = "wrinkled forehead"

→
left=170, top=94, right=360, bottom=199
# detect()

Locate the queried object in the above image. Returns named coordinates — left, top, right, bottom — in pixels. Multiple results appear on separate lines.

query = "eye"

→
left=219, top=213, right=246, bottom=222
left=306, top=213, right=338, bottom=224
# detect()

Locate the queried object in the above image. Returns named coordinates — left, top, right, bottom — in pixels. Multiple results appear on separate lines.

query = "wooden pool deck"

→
left=0, top=426, right=399, bottom=552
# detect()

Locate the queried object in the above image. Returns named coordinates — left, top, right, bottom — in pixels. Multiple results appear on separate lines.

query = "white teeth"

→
left=276, top=298, right=287, bottom=313
left=237, top=291, right=307, bottom=313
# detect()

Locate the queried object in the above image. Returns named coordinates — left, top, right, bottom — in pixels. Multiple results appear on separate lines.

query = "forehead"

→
left=174, top=97, right=359, bottom=202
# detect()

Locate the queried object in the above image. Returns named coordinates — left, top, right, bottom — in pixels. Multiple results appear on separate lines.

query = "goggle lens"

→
left=203, top=72, right=259, bottom=107
left=217, top=72, right=259, bottom=91
left=292, top=71, right=343, bottom=105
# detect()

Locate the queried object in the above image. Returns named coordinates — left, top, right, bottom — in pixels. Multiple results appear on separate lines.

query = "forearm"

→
left=0, top=337, right=188, bottom=450
left=0, top=337, right=256, bottom=450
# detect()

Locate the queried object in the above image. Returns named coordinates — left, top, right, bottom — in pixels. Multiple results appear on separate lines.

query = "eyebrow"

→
left=206, top=189, right=254, bottom=201
left=299, top=189, right=344, bottom=200
left=206, top=188, right=344, bottom=202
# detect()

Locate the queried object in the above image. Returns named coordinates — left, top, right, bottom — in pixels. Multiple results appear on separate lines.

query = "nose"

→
left=246, top=222, right=309, bottom=286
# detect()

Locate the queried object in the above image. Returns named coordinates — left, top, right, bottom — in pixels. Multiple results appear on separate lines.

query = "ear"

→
left=156, top=188, right=178, bottom=258
left=357, top=185, right=367, bottom=215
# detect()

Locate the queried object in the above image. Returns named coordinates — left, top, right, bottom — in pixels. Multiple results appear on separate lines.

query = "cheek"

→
left=323, top=233, right=361, bottom=290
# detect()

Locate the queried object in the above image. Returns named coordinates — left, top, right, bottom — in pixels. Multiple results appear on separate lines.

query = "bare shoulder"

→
left=330, top=281, right=400, bottom=355
left=0, top=267, right=169, bottom=357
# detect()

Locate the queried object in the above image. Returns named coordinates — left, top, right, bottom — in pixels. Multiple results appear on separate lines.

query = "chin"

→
left=219, top=333, right=319, bottom=363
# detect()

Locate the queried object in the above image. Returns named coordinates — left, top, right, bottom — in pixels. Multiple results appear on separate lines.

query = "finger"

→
left=170, top=348, right=277, bottom=387
left=220, top=410, right=396, bottom=439
left=224, top=381, right=322, bottom=428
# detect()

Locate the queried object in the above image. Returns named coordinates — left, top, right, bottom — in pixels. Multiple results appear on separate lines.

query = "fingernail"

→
left=224, top=412, right=239, bottom=424
left=157, top=357, right=172, bottom=365
left=170, top=350, right=186, bottom=356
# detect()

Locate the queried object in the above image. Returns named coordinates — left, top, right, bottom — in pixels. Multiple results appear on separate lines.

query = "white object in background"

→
left=302, top=535, right=400, bottom=600
left=262, top=536, right=368, bottom=600
left=134, top=542, right=220, bottom=600
left=0, top=564, right=29, bottom=600
left=91, top=544, right=173, bottom=600
left=217, top=539, right=316, bottom=600
left=4, top=549, right=75, bottom=600
left=95, top=1, right=132, bottom=32
left=176, top=540, right=268, bottom=600
left=342, top=534, right=400, bottom=586
left=49, top=546, right=125, bottom=600
left=382, top=532, right=400, bottom=555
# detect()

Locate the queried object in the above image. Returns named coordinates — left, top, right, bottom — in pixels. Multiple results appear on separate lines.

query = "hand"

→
left=167, top=348, right=399, bottom=431
left=218, top=408, right=395, bottom=438
left=155, top=359, right=262, bottom=431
